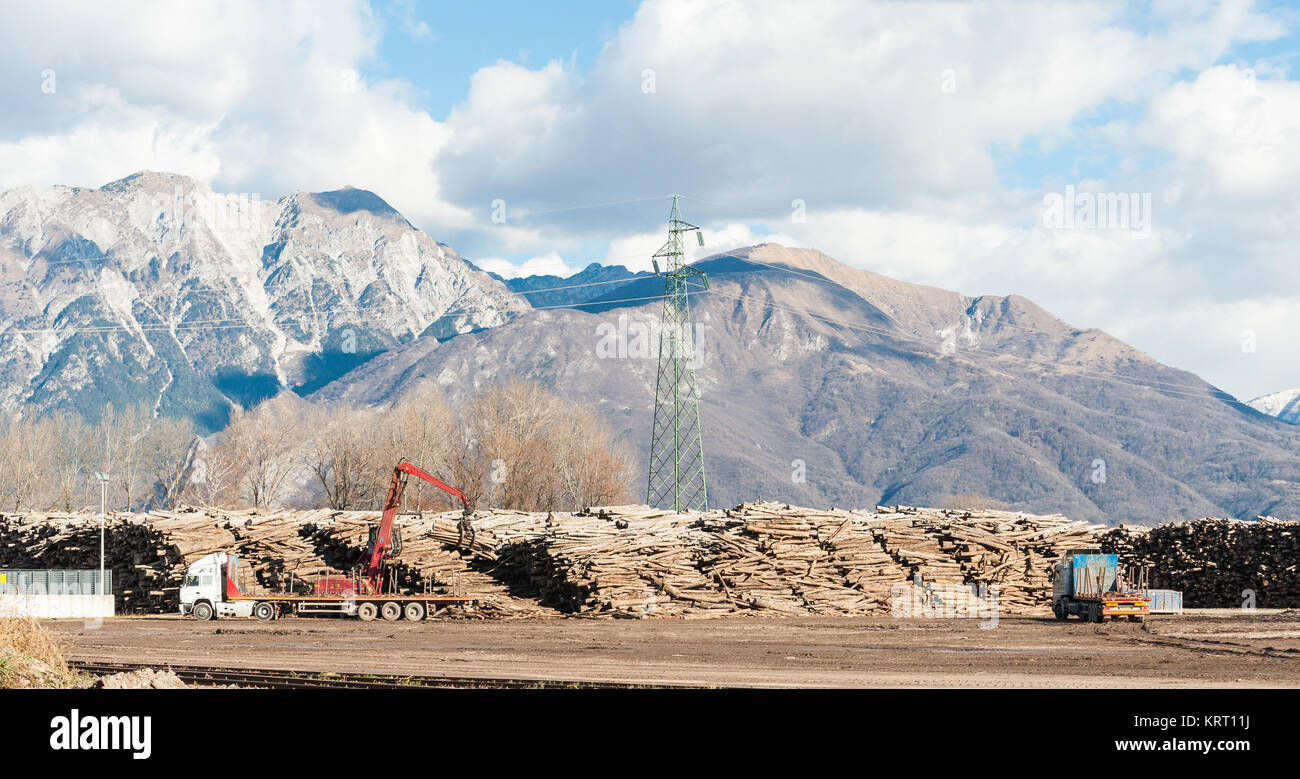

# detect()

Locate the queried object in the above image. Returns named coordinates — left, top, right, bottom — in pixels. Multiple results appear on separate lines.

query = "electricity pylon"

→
left=646, top=195, right=709, bottom=512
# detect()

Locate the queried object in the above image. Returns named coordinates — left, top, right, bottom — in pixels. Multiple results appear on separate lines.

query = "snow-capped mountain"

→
left=0, top=171, right=526, bottom=429
left=1248, top=388, right=1300, bottom=424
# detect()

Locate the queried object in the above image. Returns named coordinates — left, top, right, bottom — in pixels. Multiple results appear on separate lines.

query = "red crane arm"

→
left=395, top=461, right=471, bottom=510
left=362, top=462, right=470, bottom=590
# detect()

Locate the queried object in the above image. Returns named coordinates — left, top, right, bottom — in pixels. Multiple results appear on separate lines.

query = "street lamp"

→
left=93, top=472, right=110, bottom=596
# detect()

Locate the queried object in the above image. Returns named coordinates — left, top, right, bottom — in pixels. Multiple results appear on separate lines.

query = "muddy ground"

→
left=45, top=609, right=1300, bottom=688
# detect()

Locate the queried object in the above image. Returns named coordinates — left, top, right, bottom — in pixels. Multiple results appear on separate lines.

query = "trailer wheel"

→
left=357, top=602, right=378, bottom=621
left=192, top=601, right=214, bottom=621
left=380, top=601, right=402, bottom=621
left=253, top=601, right=276, bottom=621
left=404, top=602, right=426, bottom=621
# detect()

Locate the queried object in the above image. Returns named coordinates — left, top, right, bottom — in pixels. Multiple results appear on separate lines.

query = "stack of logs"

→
left=468, top=502, right=1107, bottom=617
left=0, top=507, right=540, bottom=616
left=1100, top=517, right=1300, bottom=607
left=4, top=502, right=1296, bottom=617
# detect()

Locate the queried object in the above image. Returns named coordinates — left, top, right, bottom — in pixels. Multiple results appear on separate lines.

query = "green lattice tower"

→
left=646, top=196, right=710, bottom=512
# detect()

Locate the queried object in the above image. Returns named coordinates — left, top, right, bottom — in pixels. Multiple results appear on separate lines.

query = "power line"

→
left=0, top=286, right=675, bottom=338
left=0, top=248, right=658, bottom=302
left=0, top=264, right=662, bottom=336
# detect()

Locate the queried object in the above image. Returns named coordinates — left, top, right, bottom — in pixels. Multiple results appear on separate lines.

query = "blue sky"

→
left=367, top=1, right=640, bottom=119
left=1, top=0, right=1299, bottom=400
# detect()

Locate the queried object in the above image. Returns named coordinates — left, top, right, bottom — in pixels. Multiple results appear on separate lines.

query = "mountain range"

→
left=3, top=173, right=1299, bottom=523
left=0, top=172, right=524, bottom=429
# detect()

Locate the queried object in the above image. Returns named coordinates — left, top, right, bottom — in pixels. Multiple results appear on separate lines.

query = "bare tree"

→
left=448, top=381, right=633, bottom=512
left=223, top=394, right=303, bottom=509
left=382, top=382, right=457, bottom=510
left=104, top=402, right=153, bottom=510
left=552, top=405, right=635, bottom=510
left=306, top=404, right=381, bottom=509
left=147, top=416, right=198, bottom=509
left=48, top=413, right=92, bottom=511
left=0, top=414, right=48, bottom=511
left=183, top=436, right=239, bottom=507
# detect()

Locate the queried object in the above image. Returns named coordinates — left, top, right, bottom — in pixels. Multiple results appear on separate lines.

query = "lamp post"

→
left=93, top=472, right=110, bottom=595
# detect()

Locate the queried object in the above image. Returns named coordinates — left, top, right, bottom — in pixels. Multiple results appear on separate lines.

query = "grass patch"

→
left=0, top=618, right=92, bottom=688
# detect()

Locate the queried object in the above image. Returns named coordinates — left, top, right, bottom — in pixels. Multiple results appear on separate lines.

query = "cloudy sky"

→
left=1, top=0, right=1298, bottom=401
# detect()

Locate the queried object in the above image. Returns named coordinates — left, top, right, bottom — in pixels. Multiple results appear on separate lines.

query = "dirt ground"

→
left=45, top=609, right=1300, bottom=688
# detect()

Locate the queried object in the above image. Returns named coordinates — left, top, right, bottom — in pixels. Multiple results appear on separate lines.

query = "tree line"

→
left=0, top=381, right=634, bottom=513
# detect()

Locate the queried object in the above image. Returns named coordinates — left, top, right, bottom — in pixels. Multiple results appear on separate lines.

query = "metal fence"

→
left=0, top=569, right=113, bottom=596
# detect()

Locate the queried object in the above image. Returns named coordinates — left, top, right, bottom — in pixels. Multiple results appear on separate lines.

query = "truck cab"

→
left=1051, top=548, right=1150, bottom=623
left=179, top=552, right=256, bottom=620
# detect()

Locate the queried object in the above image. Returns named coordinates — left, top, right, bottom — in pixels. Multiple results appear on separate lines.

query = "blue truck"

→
left=1051, top=548, right=1150, bottom=623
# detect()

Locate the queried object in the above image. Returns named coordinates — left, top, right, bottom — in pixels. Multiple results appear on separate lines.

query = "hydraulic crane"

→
left=356, top=460, right=473, bottom=594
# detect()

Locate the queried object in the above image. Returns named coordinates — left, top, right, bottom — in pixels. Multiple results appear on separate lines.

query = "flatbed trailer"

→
left=179, top=552, right=475, bottom=622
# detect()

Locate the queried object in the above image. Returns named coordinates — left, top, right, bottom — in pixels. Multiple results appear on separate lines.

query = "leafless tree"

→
left=306, top=404, right=382, bottom=509
left=383, top=382, right=459, bottom=510
left=183, top=436, right=240, bottom=507
left=451, top=381, right=634, bottom=512
left=99, top=402, right=153, bottom=510
left=48, top=413, right=92, bottom=511
left=0, top=414, right=46, bottom=511
left=147, top=416, right=198, bottom=509
left=223, top=394, right=303, bottom=509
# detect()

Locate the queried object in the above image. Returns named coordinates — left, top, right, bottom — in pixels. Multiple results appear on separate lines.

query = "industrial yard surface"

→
left=46, top=610, right=1300, bottom=688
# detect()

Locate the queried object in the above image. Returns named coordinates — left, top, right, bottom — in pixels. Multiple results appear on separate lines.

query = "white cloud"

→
left=435, top=0, right=1280, bottom=225
left=0, top=0, right=471, bottom=229
left=1145, top=64, right=1300, bottom=196
left=475, top=251, right=581, bottom=279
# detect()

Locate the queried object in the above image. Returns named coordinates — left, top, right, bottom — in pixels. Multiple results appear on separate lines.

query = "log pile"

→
left=488, top=506, right=718, bottom=616
left=1100, top=517, right=1300, bottom=607
left=0, top=507, right=541, bottom=616
left=478, top=502, right=1106, bottom=617
left=4, top=502, right=1296, bottom=617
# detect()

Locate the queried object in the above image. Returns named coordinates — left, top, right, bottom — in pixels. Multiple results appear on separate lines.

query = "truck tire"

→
left=1053, top=601, right=1067, bottom=621
left=357, top=602, right=378, bottom=621
left=404, top=602, right=426, bottom=621
left=380, top=601, right=402, bottom=621
left=192, top=601, right=214, bottom=621
left=253, top=602, right=276, bottom=621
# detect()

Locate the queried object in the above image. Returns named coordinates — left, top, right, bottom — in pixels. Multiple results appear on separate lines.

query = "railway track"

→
left=70, top=661, right=668, bottom=689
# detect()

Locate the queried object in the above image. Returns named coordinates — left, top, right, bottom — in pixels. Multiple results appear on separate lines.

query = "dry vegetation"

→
left=0, top=617, right=88, bottom=688
left=0, top=381, right=634, bottom=514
